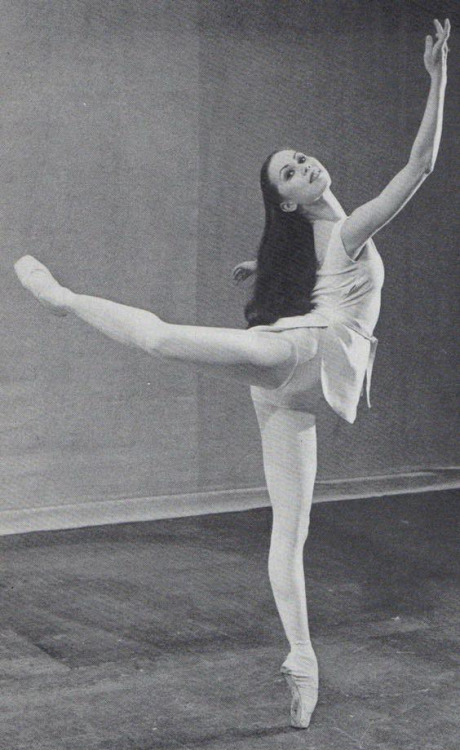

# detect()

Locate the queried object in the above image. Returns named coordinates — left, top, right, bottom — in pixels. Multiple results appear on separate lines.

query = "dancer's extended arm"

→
left=342, top=18, right=450, bottom=257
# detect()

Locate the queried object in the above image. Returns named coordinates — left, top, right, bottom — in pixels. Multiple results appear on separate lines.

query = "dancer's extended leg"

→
left=14, top=256, right=296, bottom=388
left=253, top=399, right=319, bottom=727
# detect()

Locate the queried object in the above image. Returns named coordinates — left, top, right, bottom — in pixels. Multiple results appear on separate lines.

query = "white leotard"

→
left=250, top=217, right=385, bottom=423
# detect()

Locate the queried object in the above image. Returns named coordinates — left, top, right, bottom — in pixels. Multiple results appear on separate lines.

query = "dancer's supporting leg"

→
left=253, top=399, right=318, bottom=728
left=14, top=256, right=296, bottom=388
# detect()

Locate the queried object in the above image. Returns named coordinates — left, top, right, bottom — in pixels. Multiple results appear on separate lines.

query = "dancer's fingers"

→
left=443, top=18, right=450, bottom=48
left=434, top=18, right=443, bottom=38
left=232, top=265, right=251, bottom=283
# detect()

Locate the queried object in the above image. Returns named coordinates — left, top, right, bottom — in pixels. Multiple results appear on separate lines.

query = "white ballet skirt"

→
left=250, top=217, right=385, bottom=424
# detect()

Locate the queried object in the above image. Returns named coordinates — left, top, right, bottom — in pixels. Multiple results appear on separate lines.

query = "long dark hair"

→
left=244, top=152, right=318, bottom=328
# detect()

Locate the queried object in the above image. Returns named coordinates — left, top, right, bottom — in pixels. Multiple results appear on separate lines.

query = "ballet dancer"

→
left=14, top=19, right=449, bottom=729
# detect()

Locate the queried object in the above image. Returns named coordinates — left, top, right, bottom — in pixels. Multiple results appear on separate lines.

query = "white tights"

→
left=15, top=262, right=318, bottom=678
left=253, top=400, right=318, bottom=678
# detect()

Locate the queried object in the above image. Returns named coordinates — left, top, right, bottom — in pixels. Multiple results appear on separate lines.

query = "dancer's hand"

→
left=424, top=18, right=450, bottom=77
left=232, top=260, right=257, bottom=284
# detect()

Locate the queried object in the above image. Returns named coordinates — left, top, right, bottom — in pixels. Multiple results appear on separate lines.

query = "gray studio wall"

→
left=195, top=0, right=459, bottom=488
left=2, top=0, right=201, bottom=511
left=1, top=0, right=458, bottom=514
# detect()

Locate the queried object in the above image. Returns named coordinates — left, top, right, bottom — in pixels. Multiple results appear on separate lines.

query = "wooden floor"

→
left=1, top=489, right=458, bottom=750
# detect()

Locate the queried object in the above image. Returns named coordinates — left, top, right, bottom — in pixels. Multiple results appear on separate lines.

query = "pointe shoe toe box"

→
left=14, top=255, right=51, bottom=284
left=282, top=670, right=318, bottom=730
left=14, top=255, right=68, bottom=316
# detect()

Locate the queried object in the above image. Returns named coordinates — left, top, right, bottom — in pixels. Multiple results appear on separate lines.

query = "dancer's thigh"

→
left=158, top=324, right=298, bottom=388
left=253, top=401, right=317, bottom=525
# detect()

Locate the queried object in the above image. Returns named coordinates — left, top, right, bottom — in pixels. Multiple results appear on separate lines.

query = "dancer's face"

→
left=267, top=150, right=331, bottom=212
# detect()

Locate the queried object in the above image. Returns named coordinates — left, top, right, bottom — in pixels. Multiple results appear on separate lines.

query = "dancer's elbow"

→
left=408, top=153, right=435, bottom=177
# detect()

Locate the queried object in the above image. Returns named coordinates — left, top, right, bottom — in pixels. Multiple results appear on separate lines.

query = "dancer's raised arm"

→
left=341, top=18, right=450, bottom=258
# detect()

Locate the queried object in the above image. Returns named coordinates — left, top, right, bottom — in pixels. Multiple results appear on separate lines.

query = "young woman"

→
left=14, top=19, right=449, bottom=730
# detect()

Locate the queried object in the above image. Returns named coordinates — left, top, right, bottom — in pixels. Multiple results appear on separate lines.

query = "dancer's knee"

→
left=272, top=508, right=311, bottom=546
left=142, top=318, right=174, bottom=356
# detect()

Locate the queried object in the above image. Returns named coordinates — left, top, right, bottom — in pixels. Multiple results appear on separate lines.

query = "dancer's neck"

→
left=298, top=188, right=347, bottom=224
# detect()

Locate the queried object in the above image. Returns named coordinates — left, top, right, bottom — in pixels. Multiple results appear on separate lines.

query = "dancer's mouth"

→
left=310, top=169, right=320, bottom=183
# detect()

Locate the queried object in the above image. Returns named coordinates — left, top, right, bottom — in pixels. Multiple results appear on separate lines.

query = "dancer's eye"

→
left=285, top=169, right=295, bottom=180
left=297, top=155, right=306, bottom=163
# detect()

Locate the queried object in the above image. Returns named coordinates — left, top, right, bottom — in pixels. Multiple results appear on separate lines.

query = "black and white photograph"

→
left=1, top=1, right=458, bottom=748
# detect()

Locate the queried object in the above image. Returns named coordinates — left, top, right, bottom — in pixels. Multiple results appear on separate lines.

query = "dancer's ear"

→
left=280, top=201, right=297, bottom=213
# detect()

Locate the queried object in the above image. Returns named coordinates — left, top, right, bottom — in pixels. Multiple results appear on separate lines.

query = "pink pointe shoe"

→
left=280, top=667, right=318, bottom=729
left=14, top=255, right=70, bottom=316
